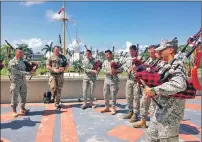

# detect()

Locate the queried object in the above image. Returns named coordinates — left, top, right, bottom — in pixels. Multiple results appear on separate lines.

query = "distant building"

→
left=31, top=52, right=44, bottom=61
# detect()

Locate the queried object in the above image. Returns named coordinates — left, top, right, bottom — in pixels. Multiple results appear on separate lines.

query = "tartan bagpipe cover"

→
left=135, top=71, right=197, bottom=99
left=93, top=60, right=102, bottom=70
left=111, top=61, right=121, bottom=69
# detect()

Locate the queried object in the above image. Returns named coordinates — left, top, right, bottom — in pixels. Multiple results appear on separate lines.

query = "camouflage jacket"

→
left=8, top=57, right=29, bottom=80
left=151, top=61, right=187, bottom=127
left=82, top=57, right=96, bottom=80
left=46, top=54, right=66, bottom=75
left=102, top=59, right=123, bottom=84
left=123, top=57, right=136, bottom=82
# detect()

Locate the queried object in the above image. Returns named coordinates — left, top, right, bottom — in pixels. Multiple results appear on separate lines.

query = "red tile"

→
left=107, top=125, right=144, bottom=141
left=185, top=104, right=201, bottom=111
left=1, top=112, right=15, bottom=122
left=35, top=104, right=56, bottom=142
left=61, top=105, right=78, bottom=142
left=0, top=137, right=10, bottom=142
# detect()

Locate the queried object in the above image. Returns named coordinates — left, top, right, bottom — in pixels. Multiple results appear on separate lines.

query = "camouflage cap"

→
left=155, top=38, right=178, bottom=51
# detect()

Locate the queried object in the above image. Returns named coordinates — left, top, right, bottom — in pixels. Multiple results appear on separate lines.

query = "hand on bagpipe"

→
left=135, top=28, right=201, bottom=108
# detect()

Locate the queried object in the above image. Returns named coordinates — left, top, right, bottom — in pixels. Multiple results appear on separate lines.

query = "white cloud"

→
left=10, top=38, right=53, bottom=53
left=45, top=10, right=71, bottom=21
left=21, top=1, right=44, bottom=7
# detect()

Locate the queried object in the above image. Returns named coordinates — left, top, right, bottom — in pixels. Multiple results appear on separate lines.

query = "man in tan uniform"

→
left=46, top=46, right=68, bottom=108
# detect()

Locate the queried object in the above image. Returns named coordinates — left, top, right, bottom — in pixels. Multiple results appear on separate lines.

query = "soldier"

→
left=101, top=50, right=123, bottom=115
left=144, top=45, right=157, bottom=65
left=122, top=45, right=139, bottom=123
left=8, top=47, right=32, bottom=117
left=143, top=39, right=187, bottom=142
left=46, top=46, right=68, bottom=108
left=133, top=45, right=159, bottom=128
left=81, top=49, right=99, bottom=109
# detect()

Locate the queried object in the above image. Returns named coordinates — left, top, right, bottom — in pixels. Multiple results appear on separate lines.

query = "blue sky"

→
left=1, top=1, right=201, bottom=53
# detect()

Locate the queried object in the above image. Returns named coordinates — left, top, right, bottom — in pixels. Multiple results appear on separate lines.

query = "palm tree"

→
left=41, top=42, right=53, bottom=57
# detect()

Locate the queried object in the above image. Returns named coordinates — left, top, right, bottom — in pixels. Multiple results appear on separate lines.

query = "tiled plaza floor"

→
left=1, top=97, right=201, bottom=142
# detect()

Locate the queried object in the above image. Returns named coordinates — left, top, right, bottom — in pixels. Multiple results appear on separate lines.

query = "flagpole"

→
left=62, top=0, right=66, bottom=56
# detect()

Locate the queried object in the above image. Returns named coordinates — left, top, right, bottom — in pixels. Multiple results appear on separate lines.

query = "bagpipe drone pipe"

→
left=5, top=40, right=39, bottom=80
left=135, top=28, right=202, bottom=102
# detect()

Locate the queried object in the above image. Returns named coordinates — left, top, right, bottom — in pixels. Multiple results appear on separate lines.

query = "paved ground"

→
left=1, top=96, right=201, bottom=142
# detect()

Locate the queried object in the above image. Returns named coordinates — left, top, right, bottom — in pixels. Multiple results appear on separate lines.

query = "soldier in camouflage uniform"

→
left=133, top=45, right=159, bottom=128
left=101, top=50, right=123, bottom=115
left=46, top=46, right=68, bottom=108
left=8, top=48, right=32, bottom=117
left=122, top=45, right=139, bottom=122
left=81, top=49, right=99, bottom=109
left=143, top=39, right=187, bottom=142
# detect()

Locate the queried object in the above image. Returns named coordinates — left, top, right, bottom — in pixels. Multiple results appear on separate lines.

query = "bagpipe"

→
left=84, top=45, right=102, bottom=73
left=111, top=52, right=128, bottom=69
left=5, top=40, right=39, bottom=80
left=135, top=29, right=202, bottom=101
left=133, top=45, right=160, bottom=72
left=58, top=54, right=68, bottom=67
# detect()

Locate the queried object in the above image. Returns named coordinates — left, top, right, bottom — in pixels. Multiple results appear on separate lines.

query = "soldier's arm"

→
left=101, top=60, right=110, bottom=74
left=123, top=60, right=131, bottom=73
left=46, top=57, right=55, bottom=72
left=153, top=67, right=187, bottom=96
left=9, top=61, right=29, bottom=75
left=82, top=60, right=92, bottom=73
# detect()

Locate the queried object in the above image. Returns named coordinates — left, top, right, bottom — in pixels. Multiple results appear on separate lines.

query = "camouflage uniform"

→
left=123, top=57, right=139, bottom=114
left=82, top=57, right=96, bottom=103
left=102, top=59, right=123, bottom=107
left=139, top=57, right=156, bottom=119
left=147, top=62, right=187, bottom=142
left=8, top=57, right=29, bottom=108
left=46, top=54, right=66, bottom=105
left=155, top=60, right=167, bottom=71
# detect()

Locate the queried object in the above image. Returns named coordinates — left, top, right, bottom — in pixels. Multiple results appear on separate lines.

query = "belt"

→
left=50, top=72, right=63, bottom=76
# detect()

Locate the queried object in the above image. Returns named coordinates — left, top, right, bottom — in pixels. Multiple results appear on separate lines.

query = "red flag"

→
left=58, top=6, right=64, bottom=14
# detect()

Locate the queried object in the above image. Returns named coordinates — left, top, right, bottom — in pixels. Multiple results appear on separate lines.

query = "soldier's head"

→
left=129, top=45, right=137, bottom=57
left=105, top=50, right=112, bottom=60
left=86, top=49, right=92, bottom=59
left=155, top=50, right=161, bottom=59
left=148, top=45, right=158, bottom=58
left=155, top=39, right=178, bottom=62
left=15, top=47, right=23, bottom=59
left=53, top=45, right=61, bottom=56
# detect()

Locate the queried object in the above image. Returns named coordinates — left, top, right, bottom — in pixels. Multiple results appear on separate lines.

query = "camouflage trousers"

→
left=103, top=83, right=119, bottom=107
left=10, top=79, right=27, bottom=108
left=125, top=80, right=140, bottom=113
left=147, top=120, right=180, bottom=142
left=49, top=74, right=64, bottom=104
left=140, top=88, right=151, bottom=119
left=83, top=79, right=96, bottom=103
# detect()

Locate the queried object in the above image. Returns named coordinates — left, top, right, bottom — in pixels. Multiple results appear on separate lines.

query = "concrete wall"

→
left=1, top=77, right=128, bottom=103
left=1, top=77, right=201, bottom=104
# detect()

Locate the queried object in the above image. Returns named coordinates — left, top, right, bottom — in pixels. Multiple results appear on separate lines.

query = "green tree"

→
left=72, top=59, right=83, bottom=75
left=41, top=42, right=53, bottom=57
